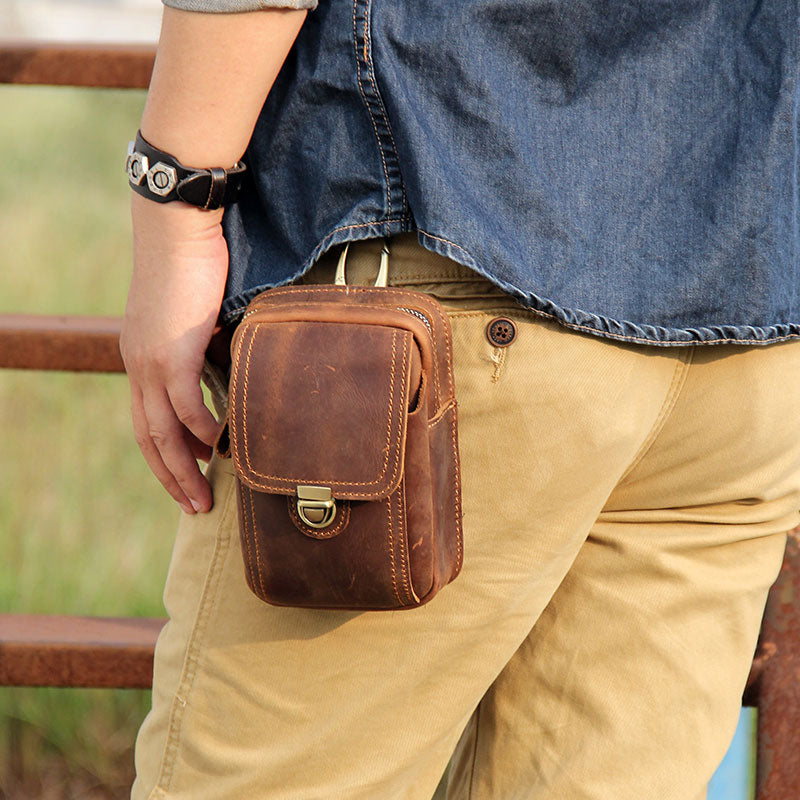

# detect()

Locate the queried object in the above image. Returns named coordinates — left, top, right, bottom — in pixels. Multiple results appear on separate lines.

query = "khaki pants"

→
left=133, top=235, right=800, bottom=800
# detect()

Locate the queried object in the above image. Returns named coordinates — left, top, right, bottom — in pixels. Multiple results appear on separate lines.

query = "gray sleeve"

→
left=163, top=0, right=317, bottom=11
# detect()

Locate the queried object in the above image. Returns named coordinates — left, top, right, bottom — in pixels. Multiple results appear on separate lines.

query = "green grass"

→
left=0, top=86, right=178, bottom=799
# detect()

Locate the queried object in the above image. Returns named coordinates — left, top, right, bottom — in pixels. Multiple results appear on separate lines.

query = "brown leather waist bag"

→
left=216, top=249, right=463, bottom=610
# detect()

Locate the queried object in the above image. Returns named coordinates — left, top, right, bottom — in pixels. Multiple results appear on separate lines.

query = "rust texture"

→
left=0, top=614, right=164, bottom=689
left=0, top=314, right=124, bottom=372
left=747, top=528, right=800, bottom=799
left=0, top=41, right=154, bottom=89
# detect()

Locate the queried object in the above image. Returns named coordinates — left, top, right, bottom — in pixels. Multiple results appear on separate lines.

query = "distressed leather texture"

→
left=221, top=284, right=463, bottom=610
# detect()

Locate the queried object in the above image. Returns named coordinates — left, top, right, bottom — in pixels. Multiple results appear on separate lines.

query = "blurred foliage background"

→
left=0, top=85, right=177, bottom=799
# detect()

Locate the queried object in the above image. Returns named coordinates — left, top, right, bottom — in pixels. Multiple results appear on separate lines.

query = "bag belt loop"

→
left=334, top=239, right=390, bottom=287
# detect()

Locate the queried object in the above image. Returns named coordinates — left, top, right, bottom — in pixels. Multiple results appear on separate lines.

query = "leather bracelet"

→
left=125, top=131, right=247, bottom=210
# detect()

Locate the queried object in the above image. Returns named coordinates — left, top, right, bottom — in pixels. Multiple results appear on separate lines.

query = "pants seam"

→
left=618, top=347, right=695, bottom=483
left=467, top=703, right=481, bottom=800
left=148, top=478, right=237, bottom=799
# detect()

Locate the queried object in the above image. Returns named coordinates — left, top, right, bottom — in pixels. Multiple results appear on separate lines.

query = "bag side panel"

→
left=402, top=382, right=436, bottom=602
left=429, top=401, right=463, bottom=590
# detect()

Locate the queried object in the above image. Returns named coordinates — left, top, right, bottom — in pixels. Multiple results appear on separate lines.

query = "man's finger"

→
left=141, top=386, right=213, bottom=513
left=185, top=428, right=215, bottom=464
left=130, top=383, right=196, bottom=514
left=167, top=375, right=221, bottom=446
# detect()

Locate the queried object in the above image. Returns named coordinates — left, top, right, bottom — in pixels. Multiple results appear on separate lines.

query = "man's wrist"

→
left=130, top=193, right=226, bottom=252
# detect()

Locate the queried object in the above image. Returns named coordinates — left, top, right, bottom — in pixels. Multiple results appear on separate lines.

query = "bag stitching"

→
left=251, top=286, right=445, bottom=407
left=227, top=325, right=251, bottom=488
left=395, top=483, right=413, bottom=604
left=246, top=286, right=447, bottom=407
left=399, top=478, right=420, bottom=604
left=385, top=495, right=402, bottom=605
left=227, top=293, right=461, bottom=609
left=426, top=402, right=462, bottom=572
left=237, top=483, right=258, bottom=596
left=434, top=296, right=462, bottom=573
left=450, top=403, right=463, bottom=572
left=429, top=398, right=457, bottom=427
left=239, top=327, right=397, bottom=486
left=247, top=486, right=268, bottom=600
left=245, top=490, right=263, bottom=599
left=237, top=326, right=408, bottom=493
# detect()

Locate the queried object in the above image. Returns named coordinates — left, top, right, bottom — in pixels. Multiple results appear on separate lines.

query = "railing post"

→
left=749, top=529, right=800, bottom=798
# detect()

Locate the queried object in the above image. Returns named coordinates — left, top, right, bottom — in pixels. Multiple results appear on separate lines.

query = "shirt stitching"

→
left=353, top=0, right=392, bottom=218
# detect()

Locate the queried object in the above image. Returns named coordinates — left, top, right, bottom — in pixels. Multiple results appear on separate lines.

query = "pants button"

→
left=486, top=317, right=517, bottom=347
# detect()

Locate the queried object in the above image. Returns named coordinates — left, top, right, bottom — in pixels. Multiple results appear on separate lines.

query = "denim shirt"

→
left=165, top=0, right=800, bottom=346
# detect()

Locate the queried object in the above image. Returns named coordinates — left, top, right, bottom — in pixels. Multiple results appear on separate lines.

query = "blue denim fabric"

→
left=219, top=0, right=800, bottom=345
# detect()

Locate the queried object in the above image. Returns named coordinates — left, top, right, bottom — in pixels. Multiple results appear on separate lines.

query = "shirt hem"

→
left=220, top=225, right=800, bottom=347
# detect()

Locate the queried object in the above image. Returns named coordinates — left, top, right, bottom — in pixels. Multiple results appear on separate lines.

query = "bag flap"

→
left=228, top=317, right=421, bottom=500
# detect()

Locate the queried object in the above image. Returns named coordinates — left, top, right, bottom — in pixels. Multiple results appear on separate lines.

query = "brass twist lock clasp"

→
left=296, top=485, right=336, bottom=528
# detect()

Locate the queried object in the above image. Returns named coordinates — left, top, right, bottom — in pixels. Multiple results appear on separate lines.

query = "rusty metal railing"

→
left=743, top=529, right=800, bottom=797
left=0, top=42, right=159, bottom=687
left=0, top=314, right=124, bottom=372
left=0, top=41, right=154, bottom=89
left=0, top=614, right=163, bottom=689
left=0, top=39, right=798, bottom=799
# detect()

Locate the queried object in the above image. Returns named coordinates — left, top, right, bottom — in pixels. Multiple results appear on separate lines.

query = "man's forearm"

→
left=122, top=6, right=306, bottom=514
left=141, top=6, right=307, bottom=167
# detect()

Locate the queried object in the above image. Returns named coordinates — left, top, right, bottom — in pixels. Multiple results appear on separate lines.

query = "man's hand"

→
left=120, top=194, right=228, bottom=514
left=119, top=6, right=307, bottom=512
